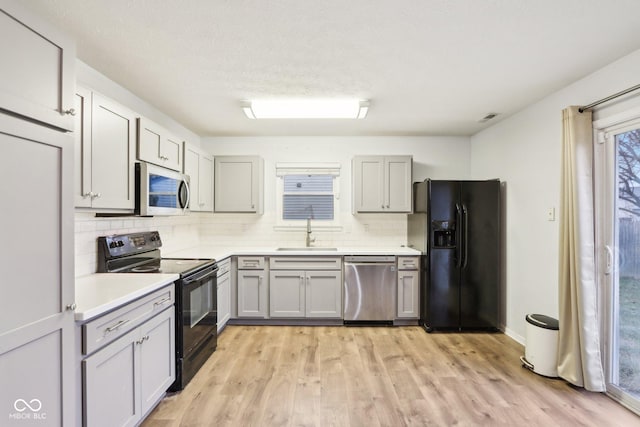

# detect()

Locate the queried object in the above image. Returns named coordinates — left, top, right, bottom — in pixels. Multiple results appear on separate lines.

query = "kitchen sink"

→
left=276, top=247, right=338, bottom=251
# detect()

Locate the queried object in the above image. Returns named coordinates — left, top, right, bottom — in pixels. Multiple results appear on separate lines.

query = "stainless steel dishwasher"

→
left=343, top=255, right=396, bottom=323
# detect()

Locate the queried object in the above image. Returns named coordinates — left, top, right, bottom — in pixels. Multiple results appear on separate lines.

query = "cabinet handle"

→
left=154, top=297, right=172, bottom=307
left=91, top=192, right=101, bottom=199
left=82, top=192, right=92, bottom=199
left=64, top=108, right=76, bottom=116
left=386, top=204, right=390, bottom=208
left=381, top=204, right=385, bottom=209
left=66, top=303, right=76, bottom=311
left=105, top=319, right=130, bottom=333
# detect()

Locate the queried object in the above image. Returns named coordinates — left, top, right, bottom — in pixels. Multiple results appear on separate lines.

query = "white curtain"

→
left=557, top=106, right=606, bottom=391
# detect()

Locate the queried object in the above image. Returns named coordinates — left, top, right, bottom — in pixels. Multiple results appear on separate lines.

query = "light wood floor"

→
left=142, top=326, right=639, bottom=427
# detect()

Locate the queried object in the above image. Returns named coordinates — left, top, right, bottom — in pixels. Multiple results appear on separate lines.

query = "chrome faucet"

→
left=306, top=218, right=316, bottom=247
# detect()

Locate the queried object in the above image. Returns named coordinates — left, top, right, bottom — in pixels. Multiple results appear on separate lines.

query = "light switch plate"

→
left=547, top=207, right=556, bottom=221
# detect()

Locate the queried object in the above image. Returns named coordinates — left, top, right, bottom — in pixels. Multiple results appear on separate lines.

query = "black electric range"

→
left=97, top=231, right=218, bottom=392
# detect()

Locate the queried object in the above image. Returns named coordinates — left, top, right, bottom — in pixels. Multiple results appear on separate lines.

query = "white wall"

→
left=200, top=136, right=469, bottom=248
left=470, top=48, right=640, bottom=342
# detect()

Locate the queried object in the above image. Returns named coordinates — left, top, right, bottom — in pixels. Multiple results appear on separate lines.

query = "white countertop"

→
left=75, top=273, right=179, bottom=322
left=75, top=246, right=420, bottom=322
left=165, top=246, right=421, bottom=260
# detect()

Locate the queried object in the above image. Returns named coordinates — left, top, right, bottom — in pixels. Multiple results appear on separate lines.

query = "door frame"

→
left=594, top=106, right=640, bottom=414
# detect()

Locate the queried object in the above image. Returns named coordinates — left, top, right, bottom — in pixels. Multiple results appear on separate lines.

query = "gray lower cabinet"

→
left=217, top=258, right=231, bottom=332
left=81, top=288, right=175, bottom=427
left=237, top=257, right=268, bottom=318
left=397, top=257, right=420, bottom=319
left=237, top=269, right=268, bottom=318
left=269, top=257, right=342, bottom=318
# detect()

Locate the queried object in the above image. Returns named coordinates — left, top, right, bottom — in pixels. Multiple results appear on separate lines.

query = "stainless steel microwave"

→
left=136, top=162, right=190, bottom=216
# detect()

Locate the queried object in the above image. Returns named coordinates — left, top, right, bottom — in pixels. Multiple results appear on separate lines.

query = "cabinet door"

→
left=162, top=134, right=183, bottom=172
left=237, top=270, right=267, bottom=317
left=397, top=270, right=420, bottom=318
left=352, top=156, right=385, bottom=212
left=199, top=153, right=214, bottom=211
left=183, top=143, right=213, bottom=212
left=74, top=87, right=92, bottom=207
left=270, top=271, right=306, bottom=318
left=91, top=93, right=136, bottom=209
left=139, top=308, right=175, bottom=416
left=385, top=156, right=412, bottom=212
left=183, top=143, right=201, bottom=210
left=217, top=272, right=231, bottom=332
left=306, top=271, right=342, bottom=318
left=214, top=156, right=262, bottom=213
left=0, top=1, right=75, bottom=131
left=83, top=329, right=140, bottom=427
left=137, top=118, right=182, bottom=172
left=0, top=117, right=75, bottom=427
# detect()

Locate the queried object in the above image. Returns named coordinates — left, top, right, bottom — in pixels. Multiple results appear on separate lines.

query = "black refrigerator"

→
left=408, top=179, right=500, bottom=332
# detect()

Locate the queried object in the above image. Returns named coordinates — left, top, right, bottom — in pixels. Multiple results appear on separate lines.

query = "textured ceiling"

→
left=22, top=0, right=640, bottom=137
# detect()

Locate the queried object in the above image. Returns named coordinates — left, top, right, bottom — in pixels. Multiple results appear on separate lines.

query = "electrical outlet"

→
left=547, top=207, right=556, bottom=221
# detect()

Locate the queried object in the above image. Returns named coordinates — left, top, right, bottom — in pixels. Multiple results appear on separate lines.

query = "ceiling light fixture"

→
left=242, top=99, right=369, bottom=119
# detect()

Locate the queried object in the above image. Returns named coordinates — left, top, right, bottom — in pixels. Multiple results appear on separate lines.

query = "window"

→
left=276, top=163, right=340, bottom=228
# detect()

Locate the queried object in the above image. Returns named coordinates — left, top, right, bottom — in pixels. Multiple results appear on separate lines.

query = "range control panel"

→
left=100, top=231, right=162, bottom=258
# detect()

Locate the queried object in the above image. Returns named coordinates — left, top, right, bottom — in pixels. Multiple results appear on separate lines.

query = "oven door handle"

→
left=183, top=265, right=219, bottom=284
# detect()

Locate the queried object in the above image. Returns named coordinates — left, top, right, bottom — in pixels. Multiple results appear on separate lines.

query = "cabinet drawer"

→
left=237, top=256, right=265, bottom=269
left=82, top=285, right=175, bottom=355
left=270, top=257, right=342, bottom=270
left=398, top=256, right=420, bottom=270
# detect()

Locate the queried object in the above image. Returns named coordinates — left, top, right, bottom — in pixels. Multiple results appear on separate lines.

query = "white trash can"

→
left=520, top=313, right=559, bottom=378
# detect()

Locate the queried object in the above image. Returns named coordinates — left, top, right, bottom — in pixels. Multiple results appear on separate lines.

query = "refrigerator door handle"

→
left=455, top=203, right=462, bottom=268
left=462, top=204, right=469, bottom=269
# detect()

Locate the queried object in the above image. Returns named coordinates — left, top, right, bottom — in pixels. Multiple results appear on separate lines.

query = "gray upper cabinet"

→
left=138, top=117, right=183, bottom=172
left=183, top=142, right=213, bottom=212
left=352, top=155, right=413, bottom=213
left=214, top=156, right=264, bottom=213
left=74, top=87, right=137, bottom=210
left=0, top=1, right=75, bottom=131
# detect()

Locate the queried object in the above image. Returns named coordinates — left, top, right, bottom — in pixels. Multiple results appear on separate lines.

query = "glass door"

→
left=596, top=118, right=640, bottom=413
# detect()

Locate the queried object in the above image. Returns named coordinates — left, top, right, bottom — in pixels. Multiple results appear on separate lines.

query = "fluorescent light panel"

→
left=243, top=99, right=369, bottom=119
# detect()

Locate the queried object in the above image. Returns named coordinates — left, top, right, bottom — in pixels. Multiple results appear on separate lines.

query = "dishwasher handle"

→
left=344, top=255, right=396, bottom=263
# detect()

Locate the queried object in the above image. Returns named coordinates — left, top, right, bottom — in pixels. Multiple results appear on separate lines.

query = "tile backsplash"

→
left=74, top=211, right=408, bottom=277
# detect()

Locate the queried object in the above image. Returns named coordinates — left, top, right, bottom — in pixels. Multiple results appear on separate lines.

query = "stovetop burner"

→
left=130, top=265, right=161, bottom=273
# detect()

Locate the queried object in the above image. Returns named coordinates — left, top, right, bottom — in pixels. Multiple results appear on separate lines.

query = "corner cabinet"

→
left=138, top=117, right=183, bottom=172
left=183, top=142, right=214, bottom=212
left=0, top=0, right=76, bottom=131
left=214, top=156, right=264, bottom=213
left=0, top=2, right=76, bottom=425
left=352, top=155, right=412, bottom=213
left=74, top=87, right=137, bottom=209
